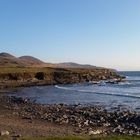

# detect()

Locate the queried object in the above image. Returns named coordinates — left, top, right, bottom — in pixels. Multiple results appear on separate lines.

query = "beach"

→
left=1, top=68, right=139, bottom=139
left=0, top=95, right=140, bottom=139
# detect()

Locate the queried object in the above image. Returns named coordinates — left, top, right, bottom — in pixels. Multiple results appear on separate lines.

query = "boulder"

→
left=0, top=130, right=10, bottom=136
left=88, top=130, right=102, bottom=135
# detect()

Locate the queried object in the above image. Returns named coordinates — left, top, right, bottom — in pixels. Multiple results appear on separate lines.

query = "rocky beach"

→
left=0, top=61, right=135, bottom=139
left=0, top=65, right=134, bottom=139
left=0, top=95, right=140, bottom=138
left=1, top=0, right=140, bottom=139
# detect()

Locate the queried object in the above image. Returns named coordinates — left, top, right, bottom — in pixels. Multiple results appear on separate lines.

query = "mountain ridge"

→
left=0, top=52, right=106, bottom=69
left=57, top=62, right=96, bottom=68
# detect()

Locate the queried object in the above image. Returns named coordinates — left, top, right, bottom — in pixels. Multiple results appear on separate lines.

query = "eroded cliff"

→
left=0, top=67, right=123, bottom=89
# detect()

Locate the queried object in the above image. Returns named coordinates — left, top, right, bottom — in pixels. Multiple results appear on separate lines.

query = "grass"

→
left=1, top=136, right=140, bottom=140
left=91, top=135, right=140, bottom=140
left=0, top=67, right=61, bottom=74
left=0, top=67, right=108, bottom=74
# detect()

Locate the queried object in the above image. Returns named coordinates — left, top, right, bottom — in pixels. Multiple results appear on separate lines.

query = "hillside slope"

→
left=0, top=52, right=109, bottom=69
left=19, top=56, right=45, bottom=65
left=0, top=52, right=45, bottom=67
left=0, top=52, right=26, bottom=67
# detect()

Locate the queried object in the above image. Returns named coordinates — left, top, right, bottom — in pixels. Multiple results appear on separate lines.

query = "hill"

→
left=0, top=52, right=103, bottom=69
left=0, top=52, right=26, bottom=67
left=0, top=52, right=45, bottom=67
left=19, top=56, right=45, bottom=65
left=0, top=52, right=15, bottom=58
left=57, top=62, right=96, bottom=68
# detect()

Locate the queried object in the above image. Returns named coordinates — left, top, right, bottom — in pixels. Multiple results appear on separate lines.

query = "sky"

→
left=0, top=0, right=140, bottom=71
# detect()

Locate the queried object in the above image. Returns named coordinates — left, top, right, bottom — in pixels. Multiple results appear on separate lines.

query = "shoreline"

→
left=0, top=67, right=128, bottom=138
left=0, top=67, right=124, bottom=89
left=0, top=95, right=140, bottom=138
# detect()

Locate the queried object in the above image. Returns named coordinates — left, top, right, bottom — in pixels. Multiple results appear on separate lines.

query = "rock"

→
left=84, top=120, right=89, bottom=126
left=63, top=115, right=68, bottom=119
left=112, top=125, right=124, bottom=134
left=101, top=76, right=107, bottom=80
left=12, top=134, right=22, bottom=138
left=2, top=96, right=140, bottom=136
left=12, top=96, right=29, bottom=104
left=0, top=130, right=10, bottom=136
left=103, top=122, right=110, bottom=127
left=90, top=81, right=101, bottom=84
left=22, top=116, right=33, bottom=120
left=88, top=130, right=102, bottom=135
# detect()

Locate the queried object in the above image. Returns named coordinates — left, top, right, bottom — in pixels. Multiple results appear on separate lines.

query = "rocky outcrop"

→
left=0, top=68, right=124, bottom=89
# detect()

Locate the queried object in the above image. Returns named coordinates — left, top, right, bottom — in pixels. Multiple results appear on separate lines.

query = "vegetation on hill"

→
left=0, top=52, right=105, bottom=69
left=0, top=67, right=121, bottom=89
left=0, top=52, right=45, bottom=67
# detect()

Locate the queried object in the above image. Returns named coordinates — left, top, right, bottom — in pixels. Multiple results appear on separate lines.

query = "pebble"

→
left=89, top=130, right=102, bottom=135
left=1, top=96, right=140, bottom=135
left=0, top=130, right=10, bottom=136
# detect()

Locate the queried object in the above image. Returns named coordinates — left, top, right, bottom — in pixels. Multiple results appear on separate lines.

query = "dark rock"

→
left=35, top=72, right=45, bottom=80
left=1, top=96, right=140, bottom=136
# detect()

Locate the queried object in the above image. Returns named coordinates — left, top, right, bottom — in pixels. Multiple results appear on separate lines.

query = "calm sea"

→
left=9, top=71, right=140, bottom=111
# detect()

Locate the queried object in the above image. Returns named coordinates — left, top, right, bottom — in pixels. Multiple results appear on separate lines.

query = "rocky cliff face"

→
left=0, top=67, right=123, bottom=89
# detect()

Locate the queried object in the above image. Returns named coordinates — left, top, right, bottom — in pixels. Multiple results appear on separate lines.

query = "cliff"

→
left=0, top=67, right=123, bottom=89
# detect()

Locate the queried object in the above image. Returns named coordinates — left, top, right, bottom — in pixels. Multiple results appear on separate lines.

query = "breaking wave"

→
left=55, top=85, right=140, bottom=99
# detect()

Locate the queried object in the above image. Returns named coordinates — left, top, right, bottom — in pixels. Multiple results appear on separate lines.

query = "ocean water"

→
left=9, top=71, right=140, bottom=111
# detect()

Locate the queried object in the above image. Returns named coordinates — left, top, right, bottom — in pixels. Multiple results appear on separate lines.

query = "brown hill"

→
left=0, top=53, right=45, bottom=67
left=0, top=52, right=26, bottom=67
left=57, top=62, right=96, bottom=68
left=19, top=56, right=45, bottom=65
left=0, top=52, right=15, bottom=58
left=0, top=52, right=105, bottom=69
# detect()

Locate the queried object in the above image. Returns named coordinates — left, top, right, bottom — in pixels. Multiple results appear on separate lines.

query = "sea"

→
left=9, top=71, right=140, bottom=111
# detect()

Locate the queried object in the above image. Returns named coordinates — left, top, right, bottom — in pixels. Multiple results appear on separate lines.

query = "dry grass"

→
left=0, top=67, right=104, bottom=74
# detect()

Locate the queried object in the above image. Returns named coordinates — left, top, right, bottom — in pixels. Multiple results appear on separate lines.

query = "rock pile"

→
left=0, top=96, right=139, bottom=135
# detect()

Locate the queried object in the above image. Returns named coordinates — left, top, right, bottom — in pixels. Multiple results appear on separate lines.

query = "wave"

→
left=55, top=85, right=140, bottom=99
left=55, top=85, right=74, bottom=91
left=126, top=76, right=140, bottom=81
left=118, top=81, right=131, bottom=85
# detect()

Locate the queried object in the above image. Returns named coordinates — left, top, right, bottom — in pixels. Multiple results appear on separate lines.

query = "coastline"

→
left=0, top=67, right=128, bottom=138
left=0, top=95, right=140, bottom=138
left=0, top=67, right=124, bottom=90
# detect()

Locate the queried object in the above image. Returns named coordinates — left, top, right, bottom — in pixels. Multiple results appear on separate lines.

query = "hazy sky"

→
left=0, top=0, right=140, bottom=71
